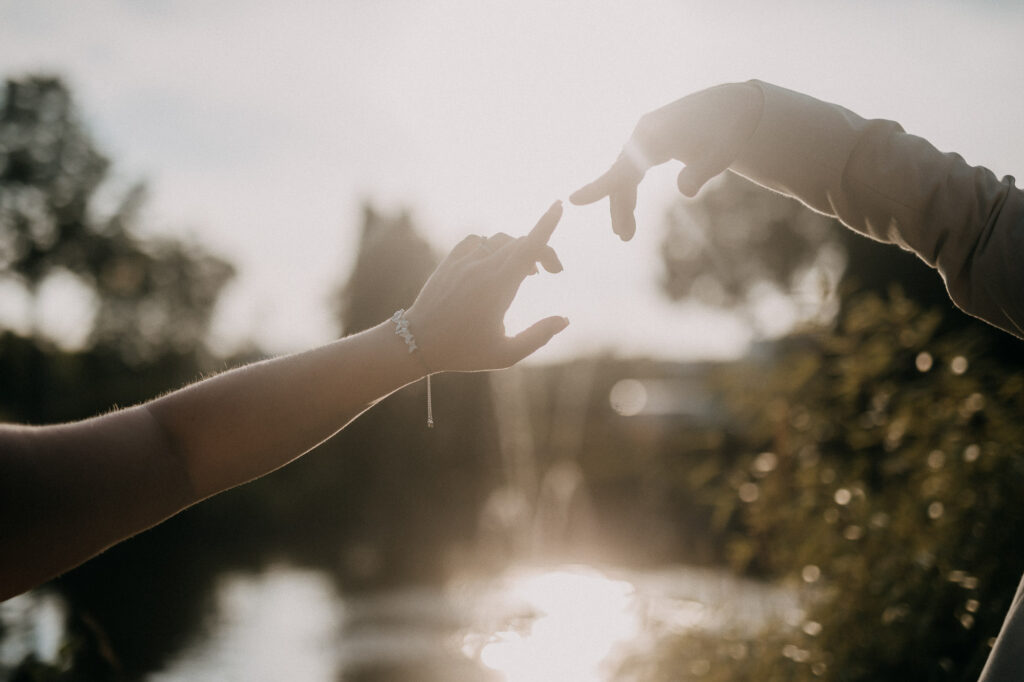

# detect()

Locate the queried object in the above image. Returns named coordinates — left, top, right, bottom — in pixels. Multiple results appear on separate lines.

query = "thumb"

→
left=676, top=161, right=726, bottom=198
left=502, top=316, right=570, bottom=366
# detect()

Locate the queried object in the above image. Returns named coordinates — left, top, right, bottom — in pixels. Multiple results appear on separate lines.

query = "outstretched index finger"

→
left=525, top=199, right=562, bottom=249
left=569, top=144, right=648, bottom=205
left=496, top=200, right=563, bottom=281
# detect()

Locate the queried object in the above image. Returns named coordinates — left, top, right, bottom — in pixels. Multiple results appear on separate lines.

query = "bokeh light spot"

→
left=753, top=451, right=778, bottom=474
left=803, top=620, right=823, bottom=636
left=609, top=379, right=647, bottom=416
left=951, top=355, right=969, bottom=374
left=915, top=352, right=933, bottom=372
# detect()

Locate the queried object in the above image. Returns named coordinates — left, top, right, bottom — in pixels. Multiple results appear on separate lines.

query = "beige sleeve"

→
left=730, top=80, right=1024, bottom=338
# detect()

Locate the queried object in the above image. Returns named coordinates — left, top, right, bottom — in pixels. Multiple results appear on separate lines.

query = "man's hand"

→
left=570, top=82, right=763, bottom=241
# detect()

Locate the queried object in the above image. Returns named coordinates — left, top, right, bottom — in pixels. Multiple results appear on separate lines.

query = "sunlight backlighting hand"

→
left=570, top=82, right=763, bottom=241
left=405, top=201, right=568, bottom=372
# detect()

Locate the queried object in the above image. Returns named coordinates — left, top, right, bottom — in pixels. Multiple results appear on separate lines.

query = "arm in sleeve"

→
left=730, top=81, right=1024, bottom=338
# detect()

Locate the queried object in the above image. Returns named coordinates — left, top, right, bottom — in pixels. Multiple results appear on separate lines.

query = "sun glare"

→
left=467, top=567, right=641, bottom=682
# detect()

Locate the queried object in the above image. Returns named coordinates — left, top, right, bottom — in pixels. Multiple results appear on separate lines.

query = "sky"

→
left=2, top=0, right=1023, bottom=362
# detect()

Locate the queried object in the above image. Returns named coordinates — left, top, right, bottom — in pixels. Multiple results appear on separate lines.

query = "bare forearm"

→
left=0, top=409, right=192, bottom=598
left=146, top=319, right=423, bottom=500
left=0, top=202, right=566, bottom=600
left=0, top=319, right=420, bottom=599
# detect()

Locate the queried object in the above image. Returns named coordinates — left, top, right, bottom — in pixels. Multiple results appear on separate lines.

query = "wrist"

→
left=401, top=306, right=442, bottom=375
left=385, top=309, right=436, bottom=428
left=388, top=309, right=434, bottom=379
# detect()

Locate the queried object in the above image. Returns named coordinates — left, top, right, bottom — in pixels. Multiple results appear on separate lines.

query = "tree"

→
left=333, top=203, right=437, bottom=335
left=634, top=171, right=1024, bottom=681
left=0, top=75, right=233, bottom=363
left=0, top=74, right=235, bottom=679
left=625, top=290, right=1024, bottom=682
left=660, top=172, right=961, bottom=334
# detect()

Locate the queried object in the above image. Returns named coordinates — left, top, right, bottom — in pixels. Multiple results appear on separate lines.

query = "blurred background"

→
left=2, top=0, right=1024, bottom=680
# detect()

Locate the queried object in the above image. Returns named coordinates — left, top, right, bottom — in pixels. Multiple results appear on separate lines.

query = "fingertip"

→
left=677, top=177, right=700, bottom=198
left=676, top=164, right=716, bottom=198
left=538, top=246, right=563, bottom=274
left=549, top=199, right=564, bottom=221
left=448, top=233, right=485, bottom=260
left=616, top=211, right=637, bottom=241
left=570, top=175, right=613, bottom=206
left=569, top=187, right=593, bottom=205
left=506, top=315, right=570, bottom=364
left=609, top=191, right=637, bottom=243
left=532, top=315, right=571, bottom=347
left=527, top=201, right=563, bottom=245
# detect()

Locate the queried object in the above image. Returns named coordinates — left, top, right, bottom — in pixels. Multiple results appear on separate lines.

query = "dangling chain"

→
left=391, top=309, right=433, bottom=428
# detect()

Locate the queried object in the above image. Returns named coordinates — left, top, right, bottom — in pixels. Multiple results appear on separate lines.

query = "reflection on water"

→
left=0, top=591, right=66, bottom=670
left=465, top=567, right=641, bottom=682
left=150, top=567, right=342, bottom=682
left=149, top=562, right=796, bottom=681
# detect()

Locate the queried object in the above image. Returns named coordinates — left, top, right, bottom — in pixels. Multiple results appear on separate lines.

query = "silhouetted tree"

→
left=661, top=172, right=961, bottom=331
left=634, top=171, right=1024, bottom=682
left=333, top=203, right=437, bottom=335
left=0, top=74, right=235, bottom=679
left=0, top=75, right=233, bottom=363
left=624, top=290, right=1024, bottom=682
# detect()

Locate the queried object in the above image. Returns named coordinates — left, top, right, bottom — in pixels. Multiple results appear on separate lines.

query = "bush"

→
left=629, top=291, right=1024, bottom=682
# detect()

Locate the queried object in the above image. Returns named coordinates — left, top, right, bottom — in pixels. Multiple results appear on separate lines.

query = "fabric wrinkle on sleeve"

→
left=729, top=80, right=1024, bottom=338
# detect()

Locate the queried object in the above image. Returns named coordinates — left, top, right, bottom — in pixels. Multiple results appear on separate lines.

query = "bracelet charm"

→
left=390, top=309, right=418, bottom=353
left=391, top=309, right=433, bottom=428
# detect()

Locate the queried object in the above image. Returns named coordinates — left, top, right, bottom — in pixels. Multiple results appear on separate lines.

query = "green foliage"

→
left=0, top=75, right=233, bottom=361
left=0, top=74, right=236, bottom=677
left=6, top=74, right=1021, bottom=682
left=0, top=77, right=108, bottom=286
left=629, top=291, right=1024, bottom=681
left=0, top=73, right=498, bottom=675
left=661, top=173, right=957, bottom=327
left=661, top=172, right=838, bottom=312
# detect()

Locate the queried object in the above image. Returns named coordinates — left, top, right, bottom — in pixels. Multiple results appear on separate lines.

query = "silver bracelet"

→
left=391, top=309, right=433, bottom=428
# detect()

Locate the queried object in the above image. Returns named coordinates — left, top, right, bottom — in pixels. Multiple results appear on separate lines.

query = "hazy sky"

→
left=2, top=0, right=1023, bottom=361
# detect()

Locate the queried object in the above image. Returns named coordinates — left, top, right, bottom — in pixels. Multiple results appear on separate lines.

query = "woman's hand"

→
left=0, top=201, right=568, bottom=599
left=405, top=201, right=569, bottom=372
